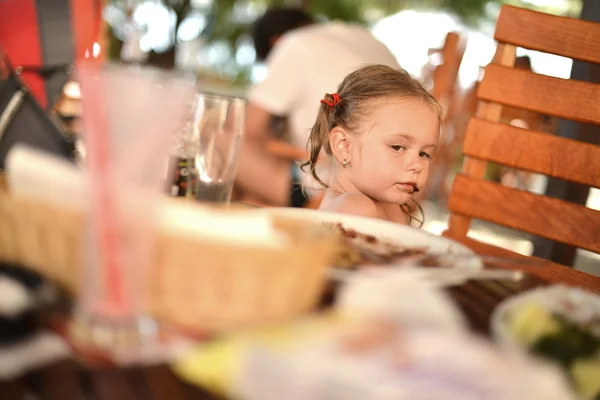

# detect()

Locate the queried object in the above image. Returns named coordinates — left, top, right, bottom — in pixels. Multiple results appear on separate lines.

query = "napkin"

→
left=335, top=267, right=467, bottom=333
left=173, top=274, right=468, bottom=398
left=237, top=328, right=576, bottom=400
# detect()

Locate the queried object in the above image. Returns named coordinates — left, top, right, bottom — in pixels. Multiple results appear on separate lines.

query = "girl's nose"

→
left=405, top=152, right=422, bottom=173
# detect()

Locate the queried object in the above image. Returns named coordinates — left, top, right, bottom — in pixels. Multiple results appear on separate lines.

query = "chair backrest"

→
left=447, top=5, right=600, bottom=256
left=430, top=32, right=466, bottom=116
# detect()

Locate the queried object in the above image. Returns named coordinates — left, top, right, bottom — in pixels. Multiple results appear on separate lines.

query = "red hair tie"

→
left=320, top=93, right=340, bottom=108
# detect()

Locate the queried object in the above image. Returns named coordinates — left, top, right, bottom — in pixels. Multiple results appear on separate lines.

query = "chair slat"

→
left=448, top=174, right=600, bottom=253
left=431, top=32, right=465, bottom=103
left=443, top=232, right=600, bottom=293
left=495, top=5, right=600, bottom=64
left=463, top=118, right=600, bottom=188
left=449, top=44, right=517, bottom=238
left=478, top=64, right=600, bottom=125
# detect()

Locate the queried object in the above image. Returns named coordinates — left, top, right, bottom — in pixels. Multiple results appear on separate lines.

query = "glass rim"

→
left=75, top=61, right=197, bottom=85
left=194, top=90, right=247, bottom=105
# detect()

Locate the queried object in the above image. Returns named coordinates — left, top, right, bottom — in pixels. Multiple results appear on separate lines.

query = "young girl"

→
left=303, top=65, right=442, bottom=225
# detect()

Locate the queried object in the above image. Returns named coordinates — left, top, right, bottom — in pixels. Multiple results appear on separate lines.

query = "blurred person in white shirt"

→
left=234, top=7, right=401, bottom=207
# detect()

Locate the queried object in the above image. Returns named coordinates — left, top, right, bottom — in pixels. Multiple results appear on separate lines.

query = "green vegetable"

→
left=531, top=323, right=599, bottom=368
left=508, top=300, right=600, bottom=399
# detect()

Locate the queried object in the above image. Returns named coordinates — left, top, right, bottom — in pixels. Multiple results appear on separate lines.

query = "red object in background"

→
left=0, top=0, right=46, bottom=108
left=70, top=0, right=104, bottom=62
left=0, top=0, right=102, bottom=108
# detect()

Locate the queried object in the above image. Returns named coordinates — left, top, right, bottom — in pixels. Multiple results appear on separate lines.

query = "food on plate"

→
left=502, top=289, right=600, bottom=400
left=572, top=359, right=600, bottom=400
left=325, top=223, right=432, bottom=268
left=508, top=303, right=562, bottom=345
left=272, top=218, right=474, bottom=270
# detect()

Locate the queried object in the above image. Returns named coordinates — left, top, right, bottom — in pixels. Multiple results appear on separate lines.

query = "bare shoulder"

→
left=322, top=192, right=379, bottom=219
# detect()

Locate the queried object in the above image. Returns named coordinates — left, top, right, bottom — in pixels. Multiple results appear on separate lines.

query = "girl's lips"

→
left=395, top=183, right=418, bottom=193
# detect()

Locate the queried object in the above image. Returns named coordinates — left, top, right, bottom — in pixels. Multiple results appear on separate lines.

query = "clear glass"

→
left=70, top=61, right=196, bottom=365
left=189, top=93, right=245, bottom=204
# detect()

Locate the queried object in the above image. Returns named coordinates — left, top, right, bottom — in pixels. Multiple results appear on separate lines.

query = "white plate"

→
left=491, top=285, right=600, bottom=351
left=256, top=208, right=482, bottom=268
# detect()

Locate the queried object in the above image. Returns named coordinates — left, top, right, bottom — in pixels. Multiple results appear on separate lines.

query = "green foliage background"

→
left=108, top=0, right=582, bottom=85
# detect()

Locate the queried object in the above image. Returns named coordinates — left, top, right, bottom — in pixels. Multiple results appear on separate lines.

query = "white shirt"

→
left=248, top=22, right=401, bottom=150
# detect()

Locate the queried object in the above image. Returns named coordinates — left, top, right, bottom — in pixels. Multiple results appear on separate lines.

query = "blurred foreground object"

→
left=173, top=274, right=575, bottom=400
left=0, top=48, right=73, bottom=170
left=2, top=145, right=339, bottom=357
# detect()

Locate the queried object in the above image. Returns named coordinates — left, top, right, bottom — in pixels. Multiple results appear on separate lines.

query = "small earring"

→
left=342, top=159, right=348, bottom=168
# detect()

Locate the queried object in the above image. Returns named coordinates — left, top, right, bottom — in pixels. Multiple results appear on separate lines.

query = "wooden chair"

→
left=446, top=5, right=600, bottom=263
left=420, top=32, right=466, bottom=202
left=429, top=31, right=466, bottom=114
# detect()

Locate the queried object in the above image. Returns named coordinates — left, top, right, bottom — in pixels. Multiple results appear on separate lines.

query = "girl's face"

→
left=347, top=99, right=439, bottom=205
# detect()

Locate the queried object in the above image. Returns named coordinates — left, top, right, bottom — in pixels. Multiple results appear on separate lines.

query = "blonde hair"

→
left=301, top=65, right=442, bottom=226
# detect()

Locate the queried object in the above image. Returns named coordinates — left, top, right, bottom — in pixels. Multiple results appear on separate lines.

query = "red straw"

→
left=79, top=61, right=126, bottom=315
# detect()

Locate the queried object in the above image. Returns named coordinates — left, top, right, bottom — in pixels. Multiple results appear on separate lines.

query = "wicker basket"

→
left=0, top=193, right=338, bottom=333
left=0, top=193, right=83, bottom=292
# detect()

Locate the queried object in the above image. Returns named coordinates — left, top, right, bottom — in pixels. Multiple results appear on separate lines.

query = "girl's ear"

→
left=328, top=126, right=352, bottom=164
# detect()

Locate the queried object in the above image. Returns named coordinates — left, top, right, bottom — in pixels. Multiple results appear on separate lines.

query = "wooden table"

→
left=2, top=236, right=599, bottom=400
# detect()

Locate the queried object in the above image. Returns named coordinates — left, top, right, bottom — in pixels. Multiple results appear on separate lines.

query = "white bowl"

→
left=490, top=285, right=600, bottom=351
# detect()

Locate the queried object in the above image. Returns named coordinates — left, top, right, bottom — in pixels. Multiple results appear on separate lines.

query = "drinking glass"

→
left=71, top=61, right=196, bottom=364
left=189, top=93, right=245, bottom=204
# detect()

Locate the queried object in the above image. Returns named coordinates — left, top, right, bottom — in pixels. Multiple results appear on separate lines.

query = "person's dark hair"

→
left=301, top=65, right=442, bottom=227
left=251, top=7, right=314, bottom=61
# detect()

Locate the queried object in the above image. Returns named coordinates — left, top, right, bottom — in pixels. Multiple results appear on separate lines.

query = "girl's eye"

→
left=390, top=145, right=405, bottom=152
left=419, top=151, right=432, bottom=159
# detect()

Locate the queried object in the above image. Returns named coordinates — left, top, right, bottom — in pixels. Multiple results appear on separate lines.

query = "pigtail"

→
left=301, top=94, right=336, bottom=188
